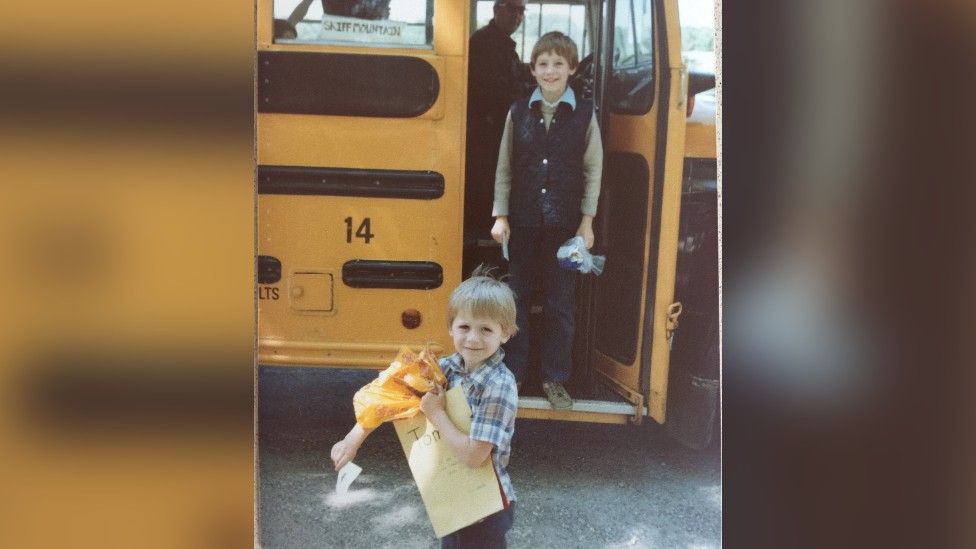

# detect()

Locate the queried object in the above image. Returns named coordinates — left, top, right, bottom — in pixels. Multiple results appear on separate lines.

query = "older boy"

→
left=331, top=266, right=520, bottom=547
left=490, top=31, right=604, bottom=409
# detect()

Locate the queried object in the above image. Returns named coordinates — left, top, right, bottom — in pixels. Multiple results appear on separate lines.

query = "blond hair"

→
left=530, top=31, right=579, bottom=69
left=447, top=265, right=518, bottom=337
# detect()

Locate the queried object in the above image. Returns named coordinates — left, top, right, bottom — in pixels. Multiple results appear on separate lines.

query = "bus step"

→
left=517, top=396, right=639, bottom=415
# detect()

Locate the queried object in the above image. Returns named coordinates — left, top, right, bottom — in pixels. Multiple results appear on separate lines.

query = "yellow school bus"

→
left=256, top=0, right=718, bottom=448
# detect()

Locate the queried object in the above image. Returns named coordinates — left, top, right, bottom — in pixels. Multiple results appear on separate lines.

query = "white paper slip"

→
left=336, top=462, right=362, bottom=495
left=501, top=233, right=509, bottom=261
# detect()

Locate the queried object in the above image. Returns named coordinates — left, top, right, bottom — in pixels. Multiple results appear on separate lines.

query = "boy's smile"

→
left=449, top=309, right=510, bottom=372
left=531, top=51, right=576, bottom=103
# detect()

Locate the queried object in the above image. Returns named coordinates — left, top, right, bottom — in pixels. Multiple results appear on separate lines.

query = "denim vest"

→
left=509, top=97, right=593, bottom=229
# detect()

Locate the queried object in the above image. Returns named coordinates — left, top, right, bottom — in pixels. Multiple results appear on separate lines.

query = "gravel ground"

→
left=257, top=366, right=721, bottom=548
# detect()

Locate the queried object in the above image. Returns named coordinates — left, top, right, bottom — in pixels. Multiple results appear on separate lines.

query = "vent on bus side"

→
left=257, top=166, right=444, bottom=199
left=342, top=260, right=442, bottom=290
left=257, top=51, right=439, bottom=118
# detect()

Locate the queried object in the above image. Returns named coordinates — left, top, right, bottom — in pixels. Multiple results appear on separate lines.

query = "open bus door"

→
left=513, top=0, right=689, bottom=425
left=587, top=0, right=688, bottom=425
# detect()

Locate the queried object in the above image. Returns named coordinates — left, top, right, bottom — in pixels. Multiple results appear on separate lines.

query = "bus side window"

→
left=272, top=0, right=432, bottom=47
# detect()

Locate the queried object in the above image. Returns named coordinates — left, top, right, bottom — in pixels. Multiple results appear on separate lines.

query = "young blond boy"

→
left=331, top=266, right=520, bottom=547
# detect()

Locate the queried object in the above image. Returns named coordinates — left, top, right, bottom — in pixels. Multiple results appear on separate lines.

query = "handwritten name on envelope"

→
left=393, top=386, right=504, bottom=538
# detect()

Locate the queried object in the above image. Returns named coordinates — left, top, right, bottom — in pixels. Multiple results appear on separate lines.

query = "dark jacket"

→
left=467, top=20, right=530, bottom=156
left=509, top=98, right=594, bottom=229
left=464, top=20, right=531, bottom=238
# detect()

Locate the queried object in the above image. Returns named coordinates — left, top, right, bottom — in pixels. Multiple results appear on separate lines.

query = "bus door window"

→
left=608, top=0, right=654, bottom=113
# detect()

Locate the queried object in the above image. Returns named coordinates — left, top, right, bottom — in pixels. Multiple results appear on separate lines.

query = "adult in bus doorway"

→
left=464, top=0, right=532, bottom=262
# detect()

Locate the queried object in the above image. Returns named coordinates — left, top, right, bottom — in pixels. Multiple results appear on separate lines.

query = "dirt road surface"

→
left=257, top=366, right=721, bottom=548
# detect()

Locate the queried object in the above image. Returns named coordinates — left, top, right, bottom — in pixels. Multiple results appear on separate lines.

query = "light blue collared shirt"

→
left=529, top=86, right=577, bottom=110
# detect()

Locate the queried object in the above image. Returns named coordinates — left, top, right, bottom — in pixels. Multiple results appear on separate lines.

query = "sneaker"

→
left=543, top=381, right=573, bottom=409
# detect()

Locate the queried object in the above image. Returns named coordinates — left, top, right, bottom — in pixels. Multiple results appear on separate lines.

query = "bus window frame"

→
left=271, top=0, right=436, bottom=50
left=606, top=0, right=655, bottom=115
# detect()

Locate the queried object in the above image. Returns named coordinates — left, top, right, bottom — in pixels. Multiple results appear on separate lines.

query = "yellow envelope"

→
left=393, top=386, right=504, bottom=538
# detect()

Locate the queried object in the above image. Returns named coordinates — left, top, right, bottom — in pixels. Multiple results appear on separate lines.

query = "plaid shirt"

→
left=440, top=349, right=518, bottom=503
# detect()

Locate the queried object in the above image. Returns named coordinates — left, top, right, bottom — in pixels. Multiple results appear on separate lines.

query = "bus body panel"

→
left=256, top=0, right=468, bottom=368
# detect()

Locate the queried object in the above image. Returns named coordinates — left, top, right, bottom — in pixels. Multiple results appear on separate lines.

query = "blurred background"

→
left=723, top=0, right=976, bottom=547
left=0, top=0, right=973, bottom=547
left=0, top=0, right=253, bottom=547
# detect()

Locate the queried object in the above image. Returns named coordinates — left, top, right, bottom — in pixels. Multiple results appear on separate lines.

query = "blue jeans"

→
left=440, top=503, right=515, bottom=549
left=504, top=225, right=576, bottom=384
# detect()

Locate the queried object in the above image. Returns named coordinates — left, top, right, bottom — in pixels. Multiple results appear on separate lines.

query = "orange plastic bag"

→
left=353, top=346, right=447, bottom=429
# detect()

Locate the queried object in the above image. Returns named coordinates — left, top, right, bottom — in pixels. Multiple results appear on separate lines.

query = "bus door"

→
left=256, top=0, right=468, bottom=368
left=587, top=0, right=688, bottom=423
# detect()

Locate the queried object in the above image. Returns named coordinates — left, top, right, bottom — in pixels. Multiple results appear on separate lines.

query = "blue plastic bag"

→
left=556, top=236, right=606, bottom=275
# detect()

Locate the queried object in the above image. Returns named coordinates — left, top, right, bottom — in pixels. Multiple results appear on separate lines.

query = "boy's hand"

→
left=420, top=384, right=447, bottom=419
left=331, top=438, right=359, bottom=471
left=490, top=217, right=510, bottom=245
left=576, top=224, right=595, bottom=250
left=577, top=217, right=595, bottom=249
